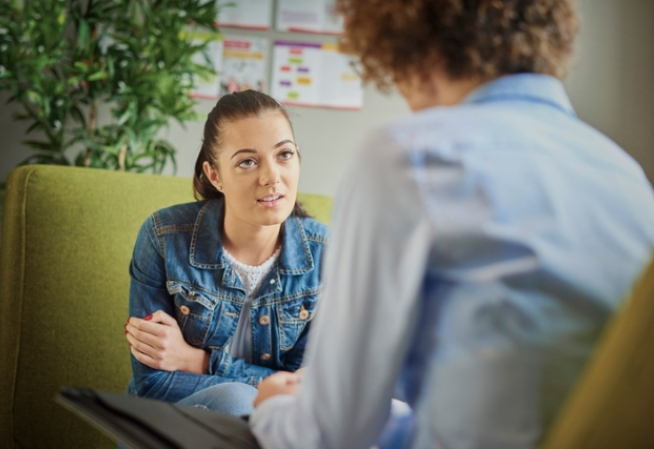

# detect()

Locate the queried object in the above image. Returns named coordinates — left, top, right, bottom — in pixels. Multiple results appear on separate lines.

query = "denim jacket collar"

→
left=189, top=199, right=314, bottom=275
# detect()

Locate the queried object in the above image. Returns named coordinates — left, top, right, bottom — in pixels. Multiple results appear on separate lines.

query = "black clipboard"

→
left=56, top=387, right=260, bottom=449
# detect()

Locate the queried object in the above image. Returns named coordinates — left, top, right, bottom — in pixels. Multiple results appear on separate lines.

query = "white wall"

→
left=2, top=0, right=653, bottom=198
left=566, top=0, right=654, bottom=184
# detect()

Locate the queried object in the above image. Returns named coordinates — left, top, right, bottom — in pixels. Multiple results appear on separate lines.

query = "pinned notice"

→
left=217, top=0, right=273, bottom=30
left=220, top=36, right=269, bottom=95
left=271, top=41, right=363, bottom=110
left=188, top=32, right=224, bottom=100
left=276, top=0, right=343, bottom=34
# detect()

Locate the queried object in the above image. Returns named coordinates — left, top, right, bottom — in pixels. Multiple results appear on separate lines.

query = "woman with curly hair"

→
left=249, top=1, right=654, bottom=448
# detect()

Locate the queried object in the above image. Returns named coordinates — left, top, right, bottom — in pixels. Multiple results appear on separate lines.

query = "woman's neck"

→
left=221, top=219, right=282, bottom=266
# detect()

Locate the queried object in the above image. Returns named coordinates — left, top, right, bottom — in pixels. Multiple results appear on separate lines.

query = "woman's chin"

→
left=255, top=207, right=294, bottom=226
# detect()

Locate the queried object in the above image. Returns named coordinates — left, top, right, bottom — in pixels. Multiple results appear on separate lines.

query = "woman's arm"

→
left=126, top=311, right=209, bottom=373
left=128, top=216, right=277, bottom=402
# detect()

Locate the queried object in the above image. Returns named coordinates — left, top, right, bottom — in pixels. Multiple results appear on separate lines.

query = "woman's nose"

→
left=260, top=162, right=281, bottom=186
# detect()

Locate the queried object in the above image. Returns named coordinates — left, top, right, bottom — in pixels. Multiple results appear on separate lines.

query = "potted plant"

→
left=0, top=0, right=222, bottom=174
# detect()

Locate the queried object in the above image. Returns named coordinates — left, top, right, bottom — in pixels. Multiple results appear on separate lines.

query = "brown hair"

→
left=193, top=90, right=309, bottom=218
left=336, top=0, right=579, bottom=90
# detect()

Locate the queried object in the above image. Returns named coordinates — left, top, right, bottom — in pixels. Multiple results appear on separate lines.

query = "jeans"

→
left=176, top=382, right=258, bottom=416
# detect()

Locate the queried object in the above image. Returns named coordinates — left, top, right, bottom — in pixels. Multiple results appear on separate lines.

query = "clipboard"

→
left=56, top=387, right=260, bottom=449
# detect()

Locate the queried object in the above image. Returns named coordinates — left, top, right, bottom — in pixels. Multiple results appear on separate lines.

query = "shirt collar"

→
left=189, top=198, right=313, bottom=274
left=462, top=73, right=576, bottom=117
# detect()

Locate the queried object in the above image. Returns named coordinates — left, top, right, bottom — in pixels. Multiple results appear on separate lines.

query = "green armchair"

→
left=0, top=165, right=332, bottom=449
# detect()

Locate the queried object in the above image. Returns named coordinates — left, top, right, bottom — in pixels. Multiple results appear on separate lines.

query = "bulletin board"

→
left=190, top=0, right=363, bottom=110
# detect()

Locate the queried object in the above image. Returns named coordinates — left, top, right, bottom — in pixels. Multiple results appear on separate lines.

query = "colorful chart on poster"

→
left=220, top=36, right=269, bottom=95
left=271, top=41, right=362, bottom=110
left=217, top=0, right=273, bottom=30
left=276, top=0, right=343, bottom=34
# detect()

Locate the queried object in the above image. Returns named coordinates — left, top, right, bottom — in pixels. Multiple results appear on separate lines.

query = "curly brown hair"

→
left=337, top=0, right=579, bottom=90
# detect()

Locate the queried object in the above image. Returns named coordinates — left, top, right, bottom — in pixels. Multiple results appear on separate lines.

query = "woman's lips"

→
left=258, top=194, right=284, bottom=208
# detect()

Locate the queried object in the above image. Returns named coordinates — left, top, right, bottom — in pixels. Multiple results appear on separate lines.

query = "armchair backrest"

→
left=541, top=255, right=654, bottom=448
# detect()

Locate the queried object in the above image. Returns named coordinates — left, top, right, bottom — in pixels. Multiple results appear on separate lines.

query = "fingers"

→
left=124, top=310, right=185, bottom=372
left=125, top=325, right=160, bottom=351
left=148, top=310, right=178, bottom=326
left=260, top=371, right=301, bottom=388
left=254, top=372, right=301, bottom=408
left=129, top=342, right=160, bottom=369
left=126, top=327, right=169, bottom=370
left=126, top=312, right=176, bottom=339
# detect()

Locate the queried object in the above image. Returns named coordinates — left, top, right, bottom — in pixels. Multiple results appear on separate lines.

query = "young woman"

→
left=250, top=1, right=654, bottom=448
left=124, top=90, right=328, bottom=416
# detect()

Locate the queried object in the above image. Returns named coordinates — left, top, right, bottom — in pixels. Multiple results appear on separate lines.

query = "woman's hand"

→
left=253, top=371, right=301, bottom=408
left=125, top=310, right=209, bottom=374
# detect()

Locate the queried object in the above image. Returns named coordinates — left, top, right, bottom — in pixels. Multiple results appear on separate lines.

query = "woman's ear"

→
left=202, top=161, right=223, bottom=191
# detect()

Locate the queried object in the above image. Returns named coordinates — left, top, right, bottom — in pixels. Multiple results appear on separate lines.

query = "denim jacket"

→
left=128, top=198, right=328, bottom=403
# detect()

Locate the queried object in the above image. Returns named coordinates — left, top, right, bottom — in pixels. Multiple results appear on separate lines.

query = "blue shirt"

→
left=128, top=198, right=328, bottom=402
left=250, top=74, right=654, bottom=448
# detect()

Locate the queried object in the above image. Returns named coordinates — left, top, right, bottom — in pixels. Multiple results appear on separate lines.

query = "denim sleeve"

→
left=208, top=351, right=279, bottom=386
left=129, top=216, right=275, bottom=402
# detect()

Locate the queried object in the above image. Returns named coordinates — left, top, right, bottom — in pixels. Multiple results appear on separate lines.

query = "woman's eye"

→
left=279, top=150, right=294, bottom=160
left=237, top=159, right=256, bottom=168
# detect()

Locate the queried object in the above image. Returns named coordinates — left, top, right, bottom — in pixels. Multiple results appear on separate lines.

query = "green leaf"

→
left=87, top=70, right=108, bottom=81
left=21, top=139, right=61, bottom=152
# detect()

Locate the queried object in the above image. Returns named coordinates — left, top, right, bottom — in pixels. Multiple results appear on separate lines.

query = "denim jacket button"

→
left=259, top=315, right=270, bottom=325
left=299, top=309, right=309, bottom=320
left=180, top=305, right=190, bottom=315
left=260, top=353, right=271, bottom=361
left=269, top=279, right=276, bottom=284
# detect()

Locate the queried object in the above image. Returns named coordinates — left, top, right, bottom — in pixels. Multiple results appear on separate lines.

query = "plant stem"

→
left=84, top=99, right=96, bottom=167
left=118, top=143, right=126, bottom=171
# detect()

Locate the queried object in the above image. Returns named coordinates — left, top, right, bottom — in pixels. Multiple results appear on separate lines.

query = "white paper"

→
left=219, top=36, right=269, bottom=95
left=217, top=0, right=273, bottom=30
left=271, top=41, right=362, bottom=110
left=189, top=33, right=224, bottom=100
left=276, top=0, right=343, bottom=34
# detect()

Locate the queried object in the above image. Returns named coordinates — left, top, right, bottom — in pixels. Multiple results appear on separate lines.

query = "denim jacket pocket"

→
left=276, top=294, right=319, bottom=351
left=166, top=281, right=220, bottom=346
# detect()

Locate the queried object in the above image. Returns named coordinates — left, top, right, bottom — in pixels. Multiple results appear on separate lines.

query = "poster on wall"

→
left=271, top=40, right=362, bottom=110
left=188, top=32, right=224, bottom=100
left=219, top=36, right=269, bottom=95
left=217, top=0, right=273, bottom=30
left=276, top=0, right=343, bottom=34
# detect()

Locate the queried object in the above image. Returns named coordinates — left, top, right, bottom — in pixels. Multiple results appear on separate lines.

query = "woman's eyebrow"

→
left=230, top=148, right=256, bottom=159
left=230, top=140, right=295, bottom=159
left=274, top=139, right=295, bottom=148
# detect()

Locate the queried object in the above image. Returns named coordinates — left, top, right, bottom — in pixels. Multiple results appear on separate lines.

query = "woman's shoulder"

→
left=146, top=200, right=214, bottom=229
left=296, top=216, right=329, bottom=244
